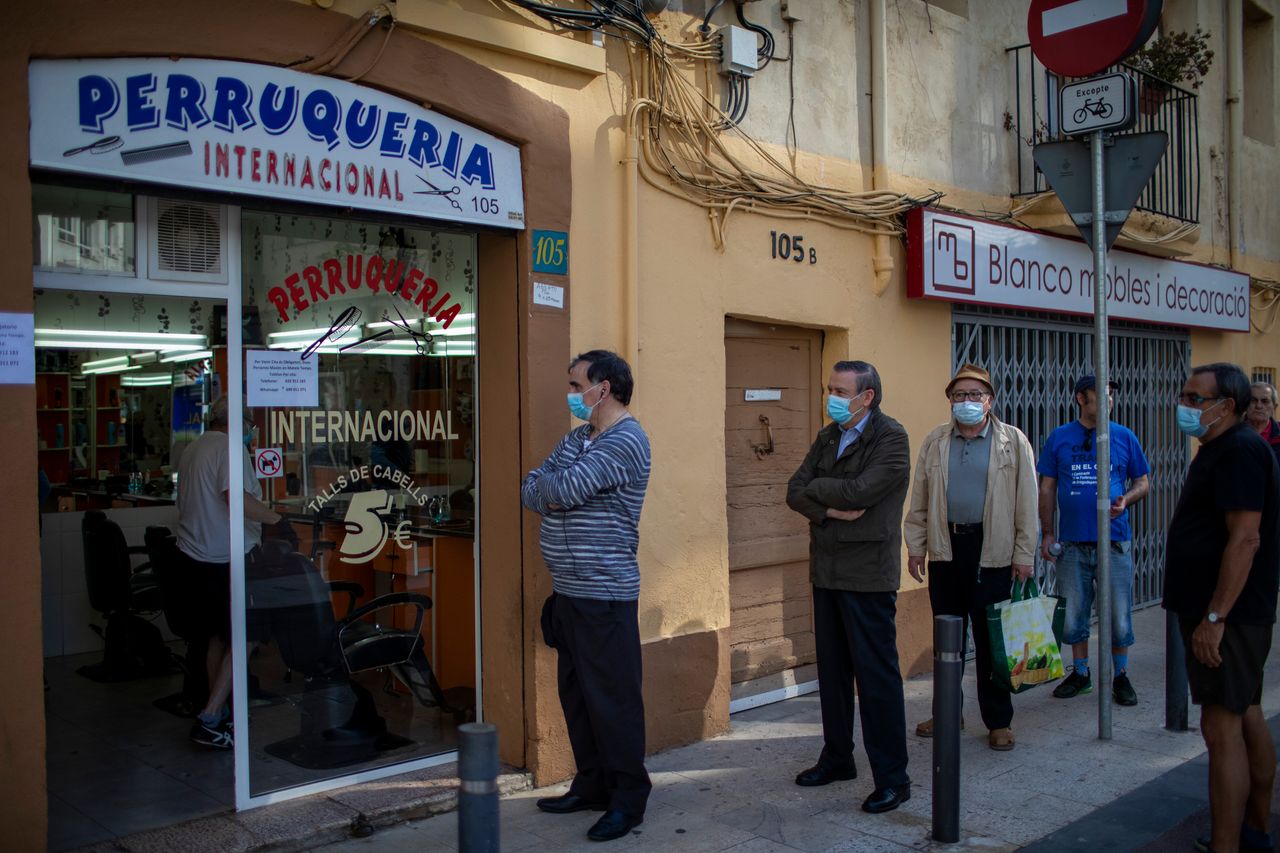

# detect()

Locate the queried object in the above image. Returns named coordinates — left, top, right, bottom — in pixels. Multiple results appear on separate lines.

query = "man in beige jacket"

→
left=904, top=364, right=1038, bottom=751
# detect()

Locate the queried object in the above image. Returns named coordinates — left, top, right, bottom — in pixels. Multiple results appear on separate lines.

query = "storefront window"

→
left=32, top=183, right=136, bottom=274
left=239, top=210, right=477, bottom=795
left=33, top=288, right=219, bottom=489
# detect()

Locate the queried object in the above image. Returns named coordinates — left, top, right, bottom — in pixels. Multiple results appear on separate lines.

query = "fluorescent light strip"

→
left=121, top=374, right=175, bottom=387
left=82, top=364, right=142, bottom=376
left=159, top=350, right=213, bottom=364
left=37, top=329, right=205, bottom=343
left=267, top=327, right=361, bottom=340
left=81, top=355, right=130, bottom=371
left=35, top=339, right=204, bottom=352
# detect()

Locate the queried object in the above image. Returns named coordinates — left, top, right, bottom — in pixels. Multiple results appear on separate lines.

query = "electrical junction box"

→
left=780, top=0, right=805, bottom=21
left=718, top=25, right=758, bottom=77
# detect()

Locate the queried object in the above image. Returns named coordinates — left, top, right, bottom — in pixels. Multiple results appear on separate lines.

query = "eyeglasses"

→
left=949, top=390, right=990, bottom=402
left=1178, top=393, right=1220, bottom=407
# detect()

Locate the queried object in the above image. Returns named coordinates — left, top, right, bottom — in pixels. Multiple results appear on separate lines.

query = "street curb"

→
left=72, top=768, right=533, bottom=852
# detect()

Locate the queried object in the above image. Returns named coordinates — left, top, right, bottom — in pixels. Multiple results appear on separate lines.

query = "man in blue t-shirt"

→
left=1038, top=375, right=1151, bottom=706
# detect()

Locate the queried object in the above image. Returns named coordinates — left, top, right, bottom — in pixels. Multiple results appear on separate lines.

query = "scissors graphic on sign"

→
left=414, top=176, right=462, bottom=211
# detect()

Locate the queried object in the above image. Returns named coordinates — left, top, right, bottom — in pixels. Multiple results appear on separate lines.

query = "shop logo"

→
left=339, top=489, right=415, bottom=564
left=931, top=220, right=976, bottom=294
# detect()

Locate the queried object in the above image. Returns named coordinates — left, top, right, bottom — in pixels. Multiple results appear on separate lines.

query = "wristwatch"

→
left=1206, top=611, right=1221, bottom=624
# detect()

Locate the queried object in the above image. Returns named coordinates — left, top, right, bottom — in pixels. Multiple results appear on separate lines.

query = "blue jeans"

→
left=1056, top=541, right=1135, bottom=648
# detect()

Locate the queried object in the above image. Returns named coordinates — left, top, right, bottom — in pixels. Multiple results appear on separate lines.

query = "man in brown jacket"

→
left=905, top=363, right=1038, bottom=751
left=786, top=360, right=912, bottom=814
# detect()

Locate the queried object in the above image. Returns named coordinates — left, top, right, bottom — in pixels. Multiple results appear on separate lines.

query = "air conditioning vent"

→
left=156, top=200, right=221, bottom=274
left=146, top=197, right=228, bottom=284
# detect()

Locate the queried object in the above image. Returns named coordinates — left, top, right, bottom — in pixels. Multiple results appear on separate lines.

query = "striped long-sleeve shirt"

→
left=520, top=416, right=650, bottom=600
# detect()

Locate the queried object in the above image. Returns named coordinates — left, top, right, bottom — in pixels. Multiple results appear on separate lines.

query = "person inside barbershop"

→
left=785, top=360, right=913, bottom=814
left=1039, top=375, right=1150, bottom=706
left=177, top=396, right=282, bottom=749
left=520, top=350, right=652, bottom=842
left=905, top=364, right=1038, bottom=751
left=1246, top=381, right=1280, bottom=468
left=1163, top=364, right=1279, bottom=853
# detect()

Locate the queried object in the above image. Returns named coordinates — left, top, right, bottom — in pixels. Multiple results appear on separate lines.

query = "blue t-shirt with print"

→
left=1037, top=420, right=1150, bottom=542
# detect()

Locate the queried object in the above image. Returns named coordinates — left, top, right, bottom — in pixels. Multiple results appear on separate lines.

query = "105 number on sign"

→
left=770, top=231, right=816, bottom=264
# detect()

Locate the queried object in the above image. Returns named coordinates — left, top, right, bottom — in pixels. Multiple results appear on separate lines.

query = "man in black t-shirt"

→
left=1164, top=363, right=1280, bottom=853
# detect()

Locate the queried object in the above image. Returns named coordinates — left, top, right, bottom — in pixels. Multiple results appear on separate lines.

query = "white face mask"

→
left=952, top=401, right=985, bottom=425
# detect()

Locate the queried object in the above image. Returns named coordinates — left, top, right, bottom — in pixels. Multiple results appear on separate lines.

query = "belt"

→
left=948, top=522, right=982, bottom=535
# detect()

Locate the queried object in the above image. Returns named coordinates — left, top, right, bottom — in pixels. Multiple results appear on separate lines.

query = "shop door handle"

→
left=752, top=415, right=775, bottom=459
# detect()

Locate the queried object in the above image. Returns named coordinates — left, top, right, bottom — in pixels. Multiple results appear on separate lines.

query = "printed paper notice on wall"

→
left=247, top=350, right=318, bottom=407
left=533, top=282, right=565, bottom=309
left=0, top=313, right=34, bottom=384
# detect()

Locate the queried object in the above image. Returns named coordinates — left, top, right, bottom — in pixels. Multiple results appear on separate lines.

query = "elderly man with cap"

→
left=1038, top=374, right=1150, bottom=706
left=905, top=364, right=1038, bottom=751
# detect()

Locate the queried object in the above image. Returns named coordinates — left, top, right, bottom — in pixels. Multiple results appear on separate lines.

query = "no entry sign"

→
left=1028, top=0, right=1161, bottom=77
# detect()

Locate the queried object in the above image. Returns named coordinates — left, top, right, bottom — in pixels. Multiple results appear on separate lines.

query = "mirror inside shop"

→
left=38, top=186, right=479, bottom=826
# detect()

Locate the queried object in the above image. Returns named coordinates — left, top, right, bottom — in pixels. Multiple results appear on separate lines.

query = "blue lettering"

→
left=441, top=131, right=462, bottom=178
left=78, top=75, right=119, bottom=133
left=211, top=76, right=255, bottom=131
left=460, top=144, right=495, bottom=190
left=164, top=75, right=210, bottom=130
left=379, top=111, right=409, bottom=157
left=259, top=83, right=297, bottom=135
left=302, top=89, right=341, bottom=150
left=405, top=119, right=442, bottom=168
left=344, top=100, right=380, bottom=149
left=125, top=74, right=159, bottom=130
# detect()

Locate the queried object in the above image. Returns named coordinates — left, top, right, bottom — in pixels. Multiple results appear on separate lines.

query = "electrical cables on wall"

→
left=501, top=0, right=939, bottom=246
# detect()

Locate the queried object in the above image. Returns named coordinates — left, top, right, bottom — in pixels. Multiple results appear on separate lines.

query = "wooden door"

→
left=724, top=318, right=822, bottom=696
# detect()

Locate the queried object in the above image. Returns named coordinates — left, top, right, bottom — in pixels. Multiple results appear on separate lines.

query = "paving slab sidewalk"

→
left=318, top=604, right=1280, bottom=852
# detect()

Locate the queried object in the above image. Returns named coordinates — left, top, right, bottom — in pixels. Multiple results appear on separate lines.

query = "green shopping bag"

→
left=986, top=578, right=1066, bottom=694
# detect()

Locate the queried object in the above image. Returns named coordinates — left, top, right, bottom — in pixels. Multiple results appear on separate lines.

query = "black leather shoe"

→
left=587, top=809, right=643, bottom=841
left=536, top=793, right=609, bottom=814
left=862, top=784, right=911, bottom=814
left=794, top=762, right=857, bottom=787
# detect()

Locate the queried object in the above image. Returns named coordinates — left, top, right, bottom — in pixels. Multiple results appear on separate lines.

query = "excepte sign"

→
left=29, top=58, right=525, bottom=229
left=246, top=350, right=319, bottom=407
left=906, top=209, right=1251, bottom=332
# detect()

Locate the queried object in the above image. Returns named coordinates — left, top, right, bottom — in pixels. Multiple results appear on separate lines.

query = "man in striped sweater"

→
left=521, top=350, right=652, bottom=843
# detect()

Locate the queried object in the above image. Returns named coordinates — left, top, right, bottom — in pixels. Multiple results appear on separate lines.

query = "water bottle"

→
left=1047, top=541, right=1064, bottom=559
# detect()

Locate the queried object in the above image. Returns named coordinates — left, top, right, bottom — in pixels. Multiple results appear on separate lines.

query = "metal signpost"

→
left=1027, top=0, right=1164, bottom=742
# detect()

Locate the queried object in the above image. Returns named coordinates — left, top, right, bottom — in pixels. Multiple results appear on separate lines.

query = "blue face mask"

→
left=952, top=401, right=986, bottom=425
left=243, top=426, right=256, bottom=448
left=827, top=394, right=863, bottom=426
left=1177, top=400, right=1223, bottom=438
left=567, top=383, right=603, bottom=421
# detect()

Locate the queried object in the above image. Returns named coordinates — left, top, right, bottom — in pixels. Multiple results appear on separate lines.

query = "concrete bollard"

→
left=458, top=722, right=500, bottom=853
left=1165, top=611, right=1189, bottom=732
left=932, top=615, right=964, bottom=844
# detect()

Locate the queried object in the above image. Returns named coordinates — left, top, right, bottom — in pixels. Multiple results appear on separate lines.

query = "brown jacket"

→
left=786, top=409, right=911, bottom=593
left=903, top=415, right=1039, bottom=567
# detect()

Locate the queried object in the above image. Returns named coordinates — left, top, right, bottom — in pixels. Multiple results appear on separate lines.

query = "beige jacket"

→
left=903, top=415, right=1039, bottom=567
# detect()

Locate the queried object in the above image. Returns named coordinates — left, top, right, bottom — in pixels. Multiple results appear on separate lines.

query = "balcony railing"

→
left=1007, top=43, right=1200, bottom=223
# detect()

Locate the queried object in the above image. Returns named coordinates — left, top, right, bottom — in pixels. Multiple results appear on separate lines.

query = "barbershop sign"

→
left=906, top=209, right=1250, bottom=332
left=29, top=58, right=525, bottom=229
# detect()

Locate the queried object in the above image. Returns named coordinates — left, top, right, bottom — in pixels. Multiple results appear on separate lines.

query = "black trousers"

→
left=926, top=531, right=1014, bottom=730
left=552, top=594, right=651, bottom=817
left=812, top=586, right=910, bottom=789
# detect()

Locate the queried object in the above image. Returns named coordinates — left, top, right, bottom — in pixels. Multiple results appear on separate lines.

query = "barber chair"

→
left=250, top=542, right=460, bottom=770
left=76, top=511, right=174, bottom=682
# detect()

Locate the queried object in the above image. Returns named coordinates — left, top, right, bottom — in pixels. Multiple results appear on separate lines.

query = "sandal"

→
left=988, top=727, right=1015, bottom=751
left=915, top=716, right=965, bottom=738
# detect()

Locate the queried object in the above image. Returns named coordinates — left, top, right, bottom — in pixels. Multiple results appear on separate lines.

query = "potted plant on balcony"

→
left=1126, top=27, right=1214, bottom=114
